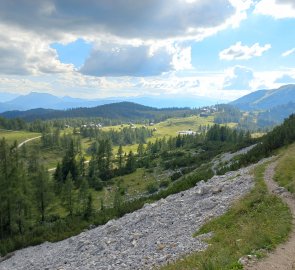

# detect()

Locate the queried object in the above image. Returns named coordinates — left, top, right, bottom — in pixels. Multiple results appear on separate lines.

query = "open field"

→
left=102, top=115, right=215, bottom=155
left=0, top=129, right=40, bottom=145
left=151, top=115, right=214, bottom=140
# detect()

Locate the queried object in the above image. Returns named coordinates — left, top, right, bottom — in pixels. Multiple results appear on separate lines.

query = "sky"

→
left=0, top=0, right=295, bottom=102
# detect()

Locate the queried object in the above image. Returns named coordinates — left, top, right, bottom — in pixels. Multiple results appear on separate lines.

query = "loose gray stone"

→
left=0, top=159, right=272, bottom=270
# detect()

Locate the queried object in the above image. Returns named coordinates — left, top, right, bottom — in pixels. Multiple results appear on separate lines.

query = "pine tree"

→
left=125, top=151, right=136, bottom=173
left=137, top=143, right=144, bottom=157
left=84, top=193, right=93, bottom=220
left=117, top=144, right=124, bottom=169
left=34, top=166, right=52, bottom=223
left=54, top=162, right=64, bottom=193
left=63, top=172, right=75, bottom=216
left=78, top=178, right=89, bottom=214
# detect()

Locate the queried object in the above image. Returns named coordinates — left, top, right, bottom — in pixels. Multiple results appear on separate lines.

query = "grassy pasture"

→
left=0, top=129, right=40, bottom=145
left=100, top=115, right=214, bottom=155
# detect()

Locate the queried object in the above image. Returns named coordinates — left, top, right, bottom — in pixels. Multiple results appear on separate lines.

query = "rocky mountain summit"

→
left=0, top=161, right=268, bottom=270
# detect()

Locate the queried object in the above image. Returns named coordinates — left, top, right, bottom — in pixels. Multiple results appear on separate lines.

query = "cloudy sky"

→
left=0, top=0, right=295, bottom=101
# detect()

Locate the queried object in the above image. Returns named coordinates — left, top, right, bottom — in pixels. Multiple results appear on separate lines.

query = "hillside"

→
left=230, top=84, right=295, bottom=111
left=257, top=102, right=295, bottom=127
left=0, top=163, right=258, bottom=269
left=0, top=102, right=191, bottom=122
left=1, top=112, right=295, bottom=269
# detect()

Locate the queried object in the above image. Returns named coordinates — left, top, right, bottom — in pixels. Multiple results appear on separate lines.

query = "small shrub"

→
left=146, top=183, right=158, bottom=194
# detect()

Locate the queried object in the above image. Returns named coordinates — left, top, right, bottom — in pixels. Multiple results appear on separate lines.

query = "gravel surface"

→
left=0, top=162, right=266, bottom=270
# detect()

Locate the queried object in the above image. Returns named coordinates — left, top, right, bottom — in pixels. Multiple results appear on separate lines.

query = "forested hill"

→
left=0, top=102, right=191, bottom=122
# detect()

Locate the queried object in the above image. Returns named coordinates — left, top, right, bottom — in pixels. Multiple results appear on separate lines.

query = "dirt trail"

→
left=17, top=136, right=41, bottom=148
left=245, top=161, right=295, bottom=270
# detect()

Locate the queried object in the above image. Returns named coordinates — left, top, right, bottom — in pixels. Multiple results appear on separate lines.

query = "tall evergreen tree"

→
left=34, top=166, right=52, bottom=223
left=117, top=144, right=124, bottom=170
left=63, top=172, right=75, bottom=216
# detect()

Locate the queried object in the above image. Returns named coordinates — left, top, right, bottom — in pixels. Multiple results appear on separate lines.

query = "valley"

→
left=0, top=86, right=295, bottom=269
left=1, top=2, right=295, bottom=269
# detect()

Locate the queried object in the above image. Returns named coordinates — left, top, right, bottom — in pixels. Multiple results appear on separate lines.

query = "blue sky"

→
left=0, top=0, right=295, bottom=102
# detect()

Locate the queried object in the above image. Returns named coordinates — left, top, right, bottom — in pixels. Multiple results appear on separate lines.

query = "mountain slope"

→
left=0, top=92, right=117, bottom=112
left=230, top=84, right=295, bottom=110
left=5, top=92, right=61, bottom=110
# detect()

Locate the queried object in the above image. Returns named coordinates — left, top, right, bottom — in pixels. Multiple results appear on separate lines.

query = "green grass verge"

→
left=275, top=143, right=295, bottom=194
left=162, top=163, right=292, bottom=270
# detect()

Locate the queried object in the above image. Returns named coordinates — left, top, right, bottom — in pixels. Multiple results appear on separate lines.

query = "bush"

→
left=146, top=183, right=159, bottom=194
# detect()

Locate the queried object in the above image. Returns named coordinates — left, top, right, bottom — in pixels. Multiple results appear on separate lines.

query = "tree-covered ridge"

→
left=0, top=102, right=192, bottom=122
left=244, top=113, right=295, bottom=161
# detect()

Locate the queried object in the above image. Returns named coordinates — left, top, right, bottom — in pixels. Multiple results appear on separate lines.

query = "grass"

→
left=0, top=129, right=40, bottom=145
left=99, top=115, right=214, bottom=155
left=162, top=162, right=292, bottom=270
left=274, top=143, right=295, bottom=194
left=91, top=168, right=169, bottom=209
left=151, top=115, right=214, bottom=141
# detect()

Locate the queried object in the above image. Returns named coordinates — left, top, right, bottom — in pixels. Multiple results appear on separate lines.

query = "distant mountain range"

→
left=0, top=102, right=191, bottom=122
left=0, top=92, right=221, bottom=113
left=230, top=84, right=295, bottom=111
left=1, top=84, right=295, bottom=123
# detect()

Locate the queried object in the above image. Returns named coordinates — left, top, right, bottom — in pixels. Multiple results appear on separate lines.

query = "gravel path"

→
left=245, top=161, right=295, bottom=270
left=17, top=136, right=41, bottom=148
left=0, top=163, right=262, bottom=270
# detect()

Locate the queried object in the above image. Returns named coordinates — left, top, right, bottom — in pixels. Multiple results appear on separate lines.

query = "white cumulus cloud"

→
left=254, top=0, right=295, bottom=19
left=223, top=65, right=254, bottom=90
left=0, top=25, right=74, bottom=76
left=219, top=42, right=271, bottom=60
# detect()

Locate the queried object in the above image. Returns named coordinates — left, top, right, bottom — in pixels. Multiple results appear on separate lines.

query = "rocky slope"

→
left=0, top=162, right=264, bottom=270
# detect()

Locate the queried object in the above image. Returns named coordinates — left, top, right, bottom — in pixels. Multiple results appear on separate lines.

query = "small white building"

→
left=178, top=130, right=197, bottom=135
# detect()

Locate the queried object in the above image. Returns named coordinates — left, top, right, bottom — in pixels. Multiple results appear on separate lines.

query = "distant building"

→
left=178, top=129, right=196, bottom=135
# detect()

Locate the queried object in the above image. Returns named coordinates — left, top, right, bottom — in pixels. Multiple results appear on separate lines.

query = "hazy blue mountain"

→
left=230, top=84, right=295, bottom=110
left=0, top=91, right=222, bottom=113
left=0, top=92, right=117, bottom=112
left=5, top=92, right=61, bottom=110
left=0, top=103, right=16, bottom=113
left=127, top=95, right=221, bottom=108
left=0, top=92, right=19, bottom=102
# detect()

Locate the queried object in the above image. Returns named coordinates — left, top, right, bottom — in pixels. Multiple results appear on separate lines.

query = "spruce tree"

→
left=63, top=172, right=75, bottom=216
